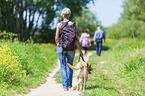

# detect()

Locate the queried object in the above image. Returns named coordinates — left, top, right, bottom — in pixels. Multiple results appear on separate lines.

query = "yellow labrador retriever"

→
left=68, top=62, right=93, bottom=91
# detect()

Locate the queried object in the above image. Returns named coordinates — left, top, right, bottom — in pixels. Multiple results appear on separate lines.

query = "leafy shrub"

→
left=0, top=40, right=58, bottom=95
left=0, top=30, right=18, bottom=40
left=106, top=20, right=145, bottom=40
left=0, top=44, right=26, bottom=83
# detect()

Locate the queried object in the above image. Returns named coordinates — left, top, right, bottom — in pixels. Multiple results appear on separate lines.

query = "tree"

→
left=0, top=0, right=94, bottom=42
left=121, top=0, right=145, bottom=21
left=106, top=0, right=145, bottom=40
left=56, top=0, right=94, bottom=20
left=74, top=8, right=101, bottom=37
left=34, top=0, right=95, bottom=43
left=0, top=0, right=56, bottom=41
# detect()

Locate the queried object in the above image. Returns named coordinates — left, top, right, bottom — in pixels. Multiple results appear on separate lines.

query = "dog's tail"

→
left=67, top=63, right=80, bottom=70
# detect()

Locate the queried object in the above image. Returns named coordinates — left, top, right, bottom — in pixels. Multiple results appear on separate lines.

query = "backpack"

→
left=59, top=21, right=76, bottom=51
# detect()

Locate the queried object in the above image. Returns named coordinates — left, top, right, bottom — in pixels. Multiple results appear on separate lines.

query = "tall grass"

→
left=82, top=39, right=145, bottom=96
left=0, top=40, right=58, bottom=95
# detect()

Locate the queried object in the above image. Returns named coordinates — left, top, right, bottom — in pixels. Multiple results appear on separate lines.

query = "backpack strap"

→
left=61, top=22, right=68, bottom=29
left=60, top=21, right=68, bottom=31
left=59, top=21, right=69, bottom=64
left=59, top=21, right=68, bottom=44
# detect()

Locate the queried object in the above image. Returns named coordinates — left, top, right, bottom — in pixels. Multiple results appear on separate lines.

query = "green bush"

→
left=0, top=44, right=26, bottom=83
left=0, top=30, right=18, bottom=40
left=0, top=40, right=58, bottom=95
left=106, top=20, right=145, bottom=40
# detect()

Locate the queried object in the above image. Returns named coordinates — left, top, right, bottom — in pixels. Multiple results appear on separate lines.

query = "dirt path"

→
left=19, top=52, right=93, bottom=96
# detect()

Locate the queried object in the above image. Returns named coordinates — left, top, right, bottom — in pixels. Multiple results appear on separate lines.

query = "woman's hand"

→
left=94, top=42, right=96, bottom=45
left=89, top=43, right=91, bottom=47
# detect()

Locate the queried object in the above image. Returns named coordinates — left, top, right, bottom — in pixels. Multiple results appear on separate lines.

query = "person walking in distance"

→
left=55, top=8, right=83, bottom=91
left=80, top=29, right=91, bottom=54
left=94, top=26, right=105, bottom=56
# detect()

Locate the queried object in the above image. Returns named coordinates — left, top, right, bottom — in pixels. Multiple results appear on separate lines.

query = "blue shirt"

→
left=94, top=29, right=105, bottom=42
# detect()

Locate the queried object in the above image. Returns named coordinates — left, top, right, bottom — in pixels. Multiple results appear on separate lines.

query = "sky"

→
left=87, top=0, right=124, bottom=27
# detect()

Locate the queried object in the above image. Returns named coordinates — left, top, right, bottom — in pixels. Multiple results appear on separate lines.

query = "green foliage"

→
left=0, top=40, right=58, bottom=95
left=107, top=0, right=145, bottom=40
left=0, top=30, right=18, bottom=40
left=83, top=39, right=145, bottom=96
left=121, top=0, right=145, bottom=21
left=36, top=28, right=55, bottom=43
left=0, top=0, right=94, bottom=43
left=106, top=20, right=145, bottom=39
left=112, top=40, right=145, bottom=71
left=0, top=44, right=26, bottom=83
left=0, top=0, right=56, bottom=42
left=74, top=8, right=100, bottom=37
left=57, top=0, right=94, bottom=20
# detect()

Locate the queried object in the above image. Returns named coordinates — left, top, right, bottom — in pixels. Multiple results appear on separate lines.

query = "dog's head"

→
left=86, top=62, right=93, bottom=74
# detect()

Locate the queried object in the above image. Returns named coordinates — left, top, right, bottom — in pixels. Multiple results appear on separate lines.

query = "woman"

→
left=80, top=29, right=91, bottom=54
left=55, top=8, right=82, bottom=91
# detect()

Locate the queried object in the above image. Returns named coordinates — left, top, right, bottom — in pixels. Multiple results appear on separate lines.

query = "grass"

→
left=54, top=38, right=145, bottom=95
left=0, top=40, right=58, bottom=96
left=1, top=38, right=145, bottom=96
left=82, top=39, right=145, bottom=96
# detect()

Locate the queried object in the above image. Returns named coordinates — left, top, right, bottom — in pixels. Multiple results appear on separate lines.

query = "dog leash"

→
left=78, top=54, right=85, bottom=62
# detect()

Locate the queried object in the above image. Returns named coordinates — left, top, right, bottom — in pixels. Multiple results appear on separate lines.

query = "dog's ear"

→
left=86, top=62, right=93, bottom=74
left=86, top=62, right=91, bottom=67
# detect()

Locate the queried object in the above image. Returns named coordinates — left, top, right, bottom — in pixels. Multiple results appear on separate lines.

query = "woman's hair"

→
left=84, top=29, right=88, bottom=33
left=61, top=8, right=71, bottom=17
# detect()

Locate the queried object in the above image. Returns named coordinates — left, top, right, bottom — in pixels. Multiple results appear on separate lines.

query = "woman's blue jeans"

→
left=57, top=46, right=75, bottom=88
